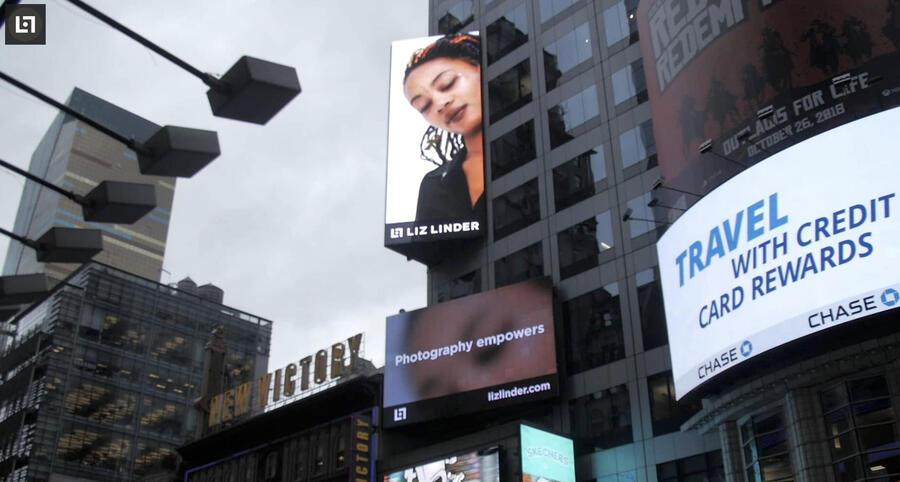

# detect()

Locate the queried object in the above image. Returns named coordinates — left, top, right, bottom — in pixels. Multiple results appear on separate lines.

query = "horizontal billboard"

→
left=656, top=109, right=900, bottom=399
left=637, top=0, right=900, bottom=194
left=384, top=33, right=486, bottom=254
left=520, top=425, right=575, bottom=482
left=384, top=278, right=557, bottom=427
left=384, top=448, right=500, bottom=482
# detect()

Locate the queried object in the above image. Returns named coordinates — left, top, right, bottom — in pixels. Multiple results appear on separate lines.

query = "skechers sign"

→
left=656, top=110, right=900, bottom=400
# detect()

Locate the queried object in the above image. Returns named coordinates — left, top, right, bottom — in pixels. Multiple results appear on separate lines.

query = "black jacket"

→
left=415, top=148, right=485, bottom=224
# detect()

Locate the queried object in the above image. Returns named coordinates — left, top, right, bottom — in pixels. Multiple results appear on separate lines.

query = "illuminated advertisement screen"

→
left=384, top=277, right=558, bottom=427
left=383, top=448, right=500, bottom=482
left=384, top=33, right=486, bottom=253
left=656, top=109, right=900, bottom=399
left=636, top=0, right=900, bottom=195
left=520, top=425, right=575, bottom=482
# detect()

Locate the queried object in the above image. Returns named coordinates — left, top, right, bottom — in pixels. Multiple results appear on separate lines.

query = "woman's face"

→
left=404, top=57, right=483, bottom=137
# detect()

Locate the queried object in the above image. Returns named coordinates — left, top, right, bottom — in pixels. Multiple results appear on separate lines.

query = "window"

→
left=548, top=86, right=600, bottom=149
left=557, top=212, right=614, bottom=279
left=611, top=59, right=648, bottom=109
left=134, top=440, right=178, bottom=478
left=626, top=192, right=660, bottom=238
left=569, top=385, right=632, bottom=450
left=741, top=409, right=795, bottom=482
left=100, top=314, right=147, bottom=352
left=820, top=375, right=900, bottom=482
left=619, top=120, right=656, bottom=169
left=64, top=379, right=137, bottom=429
left=553, top=146, right=606, bottom=211
left=495, top=242, right=543, bottom=288
left=489, top=60, right=533, bottom=122
left=648, top=371, right=701, bottom=436
left=438, top=0, right=474, bottom=34
left=493, top=179, right=540, bottom=240
left=658, top=451, right=725, bottom=482
left=562, top=283, right=624, bottom=373
left=603, top=0, right=639, bottom=49
left=139, top=395, right=186, bottom=438
left=544, top=23, right=592, bottom=90
left=637, top=268, right=667, bottom=350
left=487, top=3, right=528, bottom=64
left=538, top=0, right=578, bottom=23
left=436, top=270, right=482, bottom=302
left=491, top=121, right=536, bottom=180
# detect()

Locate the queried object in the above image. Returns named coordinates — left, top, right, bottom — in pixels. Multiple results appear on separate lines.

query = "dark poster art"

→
left=637, top=0, right=900, bottom=195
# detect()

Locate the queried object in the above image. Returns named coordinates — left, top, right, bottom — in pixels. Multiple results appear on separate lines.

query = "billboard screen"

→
left=384, top=277, right=558, bottom=427
left=656, top=109, right=900, bottom=399
left=520, top=425, right=575, bottom=482
left=384, top=33, right=486, bottom=252
left=636, top=0, right=900, bottom=194
left=383, top=448, right=500, bottom=482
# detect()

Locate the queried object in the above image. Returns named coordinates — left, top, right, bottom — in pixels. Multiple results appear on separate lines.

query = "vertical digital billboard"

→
left=520, top=425, right=575, bottom=482
left=656, top=110, right=900, bottom=399
left=384, top=33, right=486, bottom=257
left=383, top=448, right=500, bottom=482
left=384, top=277, right=558, bottom=427
left=636, top=0, right=900, bottom=194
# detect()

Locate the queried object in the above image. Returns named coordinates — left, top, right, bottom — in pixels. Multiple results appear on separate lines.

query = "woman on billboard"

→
left=403, top=33, right=485, bottom=225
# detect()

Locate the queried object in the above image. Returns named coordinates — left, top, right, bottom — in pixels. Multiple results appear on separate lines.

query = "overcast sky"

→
left=0, top=0, right=429, bottom=369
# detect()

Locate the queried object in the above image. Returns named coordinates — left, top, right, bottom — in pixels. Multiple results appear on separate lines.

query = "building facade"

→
left=2, top=88, right=176, bottom=283
left=419, top=1, right=717, bottom=480
left=404, top=2, right=900, bottom=482
left=0, top=263, right=271, bottom=481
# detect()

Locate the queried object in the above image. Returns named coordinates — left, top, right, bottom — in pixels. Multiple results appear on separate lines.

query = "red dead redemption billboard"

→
left=637, top=0, right=900, bottom=194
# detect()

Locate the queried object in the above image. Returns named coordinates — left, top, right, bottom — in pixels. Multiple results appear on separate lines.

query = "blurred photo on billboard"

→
left=384, top=278, right=558, bottom=426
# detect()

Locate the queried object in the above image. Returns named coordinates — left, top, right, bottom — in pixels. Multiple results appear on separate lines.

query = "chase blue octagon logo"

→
left=740, top=340, right=753, bottom=357
left=882, top=289, right=900, bottom=307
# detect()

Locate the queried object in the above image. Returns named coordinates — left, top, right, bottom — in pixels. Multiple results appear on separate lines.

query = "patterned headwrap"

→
left=404, top=33, right=481, bottom=83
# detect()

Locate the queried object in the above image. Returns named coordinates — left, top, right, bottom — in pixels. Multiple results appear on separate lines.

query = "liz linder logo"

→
left=5, top=4, right=46, bottom=45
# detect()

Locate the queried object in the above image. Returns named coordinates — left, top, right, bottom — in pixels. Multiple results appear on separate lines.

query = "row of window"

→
left=568, top=371, right=702, bottom=451
left=442, top=0, right=640, bottom=57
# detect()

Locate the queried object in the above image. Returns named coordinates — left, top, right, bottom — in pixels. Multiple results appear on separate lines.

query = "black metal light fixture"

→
left=647, top=198, right=687, bottom=212
left=697, top=138, right=749, bottom=168
left=621, top=208, right=672, bottom=225
left=0, top=226, right=103, bottom=263
left=0, top=158, right=156, bottom=223
left=0, top=71, right=221, bottom=178
left=0, top=274, right=52, bottom=306
left=67, top=0, right=301, bottom=125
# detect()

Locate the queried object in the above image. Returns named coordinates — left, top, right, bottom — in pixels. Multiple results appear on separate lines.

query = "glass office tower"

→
left=0, top=263, right=271, bottom=481
left=2, top=88, right=176, bottom=283
left=426, top=1, right=720, bottom=480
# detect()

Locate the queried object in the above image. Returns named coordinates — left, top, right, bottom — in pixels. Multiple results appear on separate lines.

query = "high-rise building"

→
left=381, top=2, right=899, bottom=482
left=2, top=88, right=176, bottom=283
left=0, top=262, right=272, bottom=481
left=412, top=1, right=720, bottom=480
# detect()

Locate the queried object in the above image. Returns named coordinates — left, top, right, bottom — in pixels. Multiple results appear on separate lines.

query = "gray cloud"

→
left=0, top=0, right=430, bottom=368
